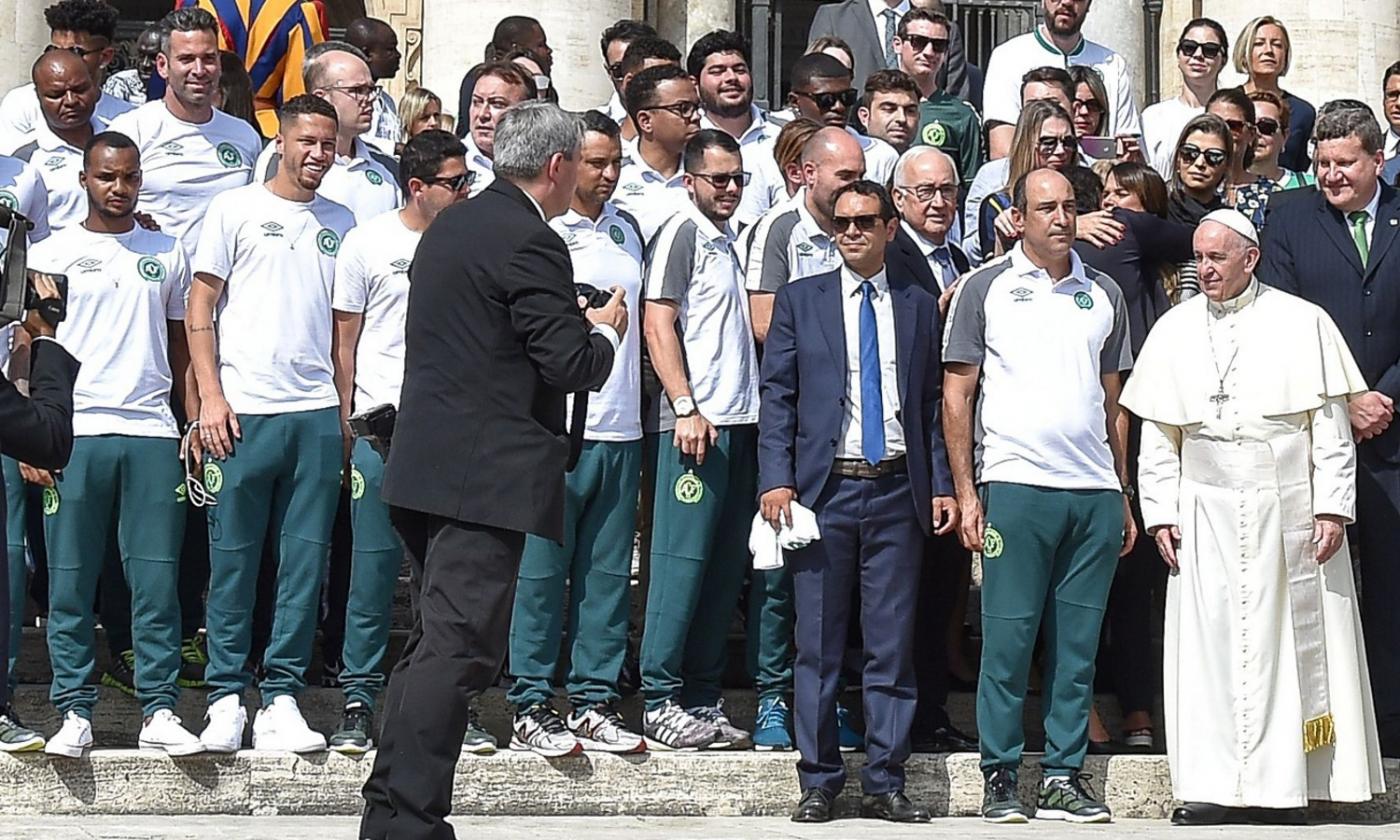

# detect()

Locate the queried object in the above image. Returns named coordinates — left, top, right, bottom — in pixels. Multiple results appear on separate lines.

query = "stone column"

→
left=0, top=0, right=51, bottom=99
left=655, top=0, right=733, bottom=57
left=1080, top=0, right=1148, bottom=111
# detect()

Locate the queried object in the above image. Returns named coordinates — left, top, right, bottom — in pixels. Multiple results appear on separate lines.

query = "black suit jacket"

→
left=1259, top=182, right=1400, bottom=461
left=886, top=227, right=969, bottom=297
left=808, top=1, right=969, bottom=99
left=0, top=337, right=77, bottom=469
left=382, top=179, right=616, bottom=540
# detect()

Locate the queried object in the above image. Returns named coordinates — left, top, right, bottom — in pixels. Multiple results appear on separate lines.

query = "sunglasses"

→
left=45, top=43, right=104, bottom=58
left=1178, top=39, right=1224, bottom=61
left=642, top=100, right=701, bottom=120
left=1178, top=144, right=1227, bottom=167
left=1072, top=97, right=1103, bottom=114
left=901, top=33, right=949, bottom=54
left=1037, top=135, right=1076, bottom=155
left=691, top=171, right=749, bottom=190
left=607, top=61, right=627, bottom=81
left=795, top=88, right=858, bottom=111
left=833, top=213, right=883, bottom=232
left=1220, top=118, right=1249, bottom=134
left=423, top=172, right=473, bottom=192
left=1255, top=117, right=1281, bottom=137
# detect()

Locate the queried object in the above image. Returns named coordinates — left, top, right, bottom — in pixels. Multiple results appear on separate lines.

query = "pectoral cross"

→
left=1209, top=387, right=1230, bottom=419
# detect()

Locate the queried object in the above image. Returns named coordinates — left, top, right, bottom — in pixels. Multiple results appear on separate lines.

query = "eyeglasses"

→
left=326, top=83, right=380, bottom=102
left=833, top=213, right=883, bottom=232
left=900, top=34, right=949, bottom=54
left=1254, top=117, right=1281, bottom=137
left=1037, top=135, right=1076, bottom=155
left=45, top=43, right=104, bottom=58
left=1177, top=39, right=1224, bottom=61
left=422, top=172, right=473, bottom=192
left=642, top=100, right=701, bottom=120
left=794, top=88, right=858, bottom=112
left=898, top=183, right=959, bottom=203
left=1178, top=144, right=1227, bottom=167
left=691, top=171, right=749, bottom=190
left=1072, top=97, right=1103, bottom=115
left=607, top=61, right=627, bottom=81
left=1220, top=118, right=1249, bottom=134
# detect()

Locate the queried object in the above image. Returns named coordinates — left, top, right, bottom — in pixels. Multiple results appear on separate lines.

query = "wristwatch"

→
left=672, top=395, right=698, bottom=417
left=1121, top=483, right=1137, bottom=501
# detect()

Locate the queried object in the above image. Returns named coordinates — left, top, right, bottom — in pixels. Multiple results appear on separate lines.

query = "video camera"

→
left=349, top=402, right=397, bottom=459
left=0, top=204, right=68, bottom=325
left=575, top=283, right=615, bottom=309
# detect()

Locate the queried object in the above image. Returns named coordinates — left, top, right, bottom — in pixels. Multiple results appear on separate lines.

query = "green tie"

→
left=1349, top=210, right=1370, bottom=265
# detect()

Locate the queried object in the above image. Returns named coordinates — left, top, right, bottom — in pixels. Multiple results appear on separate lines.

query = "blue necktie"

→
left=859, top=281, right=885, bottom=466
left=932, top=247, right=954, bottom=291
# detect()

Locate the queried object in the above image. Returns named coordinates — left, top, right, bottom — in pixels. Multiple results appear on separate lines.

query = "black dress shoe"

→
left=912, top=725, right=979, bottom=753
left=791, top=788, right=833, bottom=823
left=1171, top=802, right=1251, bottom=825
left=861, top=790, right=931, bottom=823
left=1250, top=806, right=1307, bottom=825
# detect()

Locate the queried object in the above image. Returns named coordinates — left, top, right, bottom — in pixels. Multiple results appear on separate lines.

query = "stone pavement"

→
left=7, top=816, right=1400, bottom=839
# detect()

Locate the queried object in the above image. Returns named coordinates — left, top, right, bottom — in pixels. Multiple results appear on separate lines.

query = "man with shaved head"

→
left=7, top=50, right=101, bottom=230
left=1123, top=210, right=1385, bottom=825
left=943, top=168, right=1134, bottom=823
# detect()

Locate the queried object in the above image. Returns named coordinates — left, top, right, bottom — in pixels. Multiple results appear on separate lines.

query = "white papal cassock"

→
left=1122, top=278, right=1386, bottom=808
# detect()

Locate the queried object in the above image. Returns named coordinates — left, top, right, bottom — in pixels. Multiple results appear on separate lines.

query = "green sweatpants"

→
left=508, top=439, right=641, bottom=710
left=640, top=425, right=757, bottom=711
left=44, top=436, right=186, bottom=718
left=205, top=408, right=341, bottom=703
left=340, top=436, right=404, bottom=708
left=4, top=457, right=26, bottom=697
left=747, top=564, right=793, bottom=701
left=976, top=481, right=1122, bottom=775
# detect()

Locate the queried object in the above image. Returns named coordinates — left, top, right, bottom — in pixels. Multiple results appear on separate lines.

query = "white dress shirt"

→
left=837, top=265, right=904, bottom=460
left=868, top=0, right=912, bottom=64
left=900, top=220, right=957, bottom=291
left=1386, top=128, right=1400, bottom=161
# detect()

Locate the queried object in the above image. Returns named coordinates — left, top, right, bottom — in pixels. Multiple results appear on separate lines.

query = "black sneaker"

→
left=100, top=649, right=137, bottom=697
left=178, top=635, right=208, bottom=688
left=1036, top=772, right=1112, bottom=823
left=328, top=702, right=374, bottom=754
left=983, top=767, right=1030, bottom=824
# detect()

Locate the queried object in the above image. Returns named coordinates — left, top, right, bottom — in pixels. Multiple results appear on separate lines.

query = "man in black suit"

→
left=759, top=180, right=955, bottom=824
left=808, top=0, right=969, bottom=100
left=0, top=273, right=80, bottom=751
left=360, top=101, right=628, bottom=840
left=1259, top=104, right=1400, bottom=758
left=887, top=146, right=978, bottom=754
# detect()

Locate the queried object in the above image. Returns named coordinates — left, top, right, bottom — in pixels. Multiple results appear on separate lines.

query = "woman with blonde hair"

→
left=1235, top=15, right=1314, bottom=171
left=397, top=87, right=444, bottom=150
left=979, top=99, right=1078, bottom=257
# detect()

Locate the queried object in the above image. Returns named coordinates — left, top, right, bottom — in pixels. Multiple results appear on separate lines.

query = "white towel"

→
left=748, top=503, right=821, bottom=570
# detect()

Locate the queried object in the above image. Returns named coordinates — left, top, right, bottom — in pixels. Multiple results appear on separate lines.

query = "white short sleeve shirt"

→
left=6, top=119, right=103, bottom=231
left=255, top=137, right=400, bottom=224
left=0, top=85, right=132, bottom=151
left=982, top=29, right=1141, bottom=138
left=612, top=139, right=690, bottom=243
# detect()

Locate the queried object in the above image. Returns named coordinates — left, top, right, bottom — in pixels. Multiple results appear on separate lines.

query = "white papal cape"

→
left=1122, top=279, right=1386, bottom=808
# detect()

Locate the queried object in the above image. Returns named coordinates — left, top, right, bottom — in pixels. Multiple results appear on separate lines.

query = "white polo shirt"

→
left=255, top=136, right=400, bottom=223
left=554, top=203, right=645, bottom=442
left=612, top=139, right=689, bottom=243
left=701, top=105, right=779, bottom=229
left=463, top=133, right=494, bottom=197
left=107, top=101, right=262, bottom=249
left=1141, top=97, right=1201, bottom=179
left=849, top=127, right=898, bottom=186
left=644, top=200, right=759, bottom=432
left=7, top=119, right=106, bottom=232
left=331, top=208, right=420, bottom=412
left=743, top=190, right=841, bottom=292
left=942, top=244, right=1132, bottom=490
left=192, top=182, right=354, bottom=415
left=982, top=28, right=1141, bottom=138
left=0, top=153, right=51, bottom=250
left=837, top=265, right=904, bottom=460
left=29, top=224, right=188, bottom=438
left=0, top=85, right=132, bottom=150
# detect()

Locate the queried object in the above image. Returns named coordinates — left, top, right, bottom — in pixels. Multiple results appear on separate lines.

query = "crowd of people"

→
left=0, top=0, right=1397, bottom=830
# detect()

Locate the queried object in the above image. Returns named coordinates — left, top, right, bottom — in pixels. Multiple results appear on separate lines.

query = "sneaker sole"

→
left=508, top=736, right=582, bottom=758
left=838, top=745, right=860, bottom=753
left=328, top=741, right=373, bottom=755
left=644, top=737, right=714, bottom=751
left=253, top=738, right=327, bottom=754
left=140, top=739, right=206, bottom=757
left=44, top=742, right=89, bottom=759
left=461, top=741, right=497, bottom=755
left=753, top=742, right=794, bottom=752
left=1035, top=808, right=1112, bottom=824
left=201, top=740, right=242, bottom=753
left=0, top=737, right=45, bottom=753
left=984, top=811, right=1031, bottom=824
left=574, top=737, right=647, bottom=755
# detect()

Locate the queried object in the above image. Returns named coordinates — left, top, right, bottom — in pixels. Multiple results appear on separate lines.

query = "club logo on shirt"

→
left=982, top=525, right=1004, bottom=559
left=261, top=221, right=285, bottom=237
left=608, top=224, right=625, bottom=245
left=137, top=256, right=166, bottom=282
left=350, top=466, right=366, bottom=500
left=365, top=169, right=384, bottom=186
left=674, top=471, right=704, bottom=505
left=203, top=463, right=223, bottom=494
left=921, top=121, right=948, bottom=147
left=43, top=155, right=65, bottom=171
left=561, top=231, right=579, bottom=248
left=1010, top=286, right=1033, bottom=303
left=316, top=228, right=341, bottom=256
left=159, top=140, right=185, bottom=156
left=622, top=182, right=644, bottom=195
left=390, top=258, right=411, bottom=273
left=215, top=142, right=243, bottom=168
left=41, top=486, right=59, bottom=516
left=1073, top=291, right=1094, bottom=310
left=0, top=190, right=15, bottom=210
left=796, top=242, right=814, bottom=256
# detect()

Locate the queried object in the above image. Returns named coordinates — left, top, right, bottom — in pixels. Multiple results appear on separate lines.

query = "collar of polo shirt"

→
left=34, top=116, right=102, bottom=152
left=795, top=194, right=834, bottom=242
left=1008, top=241, right=1089, bottom=288
left=1032, top=26, right=1087, bottom=59
left=682, top=199, right=736, bottom=245
left=700, top=105, right=770, bottom=145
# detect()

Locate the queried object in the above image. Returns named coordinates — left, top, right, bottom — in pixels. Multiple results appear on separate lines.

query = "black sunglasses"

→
left=45, top=43, right=104, bottom=58
left=1255, top=117, right=1281, bottom=137
left=1178, top=39, right=1224, bottom=61
left=795, top=88, right=858, bottom=112
left=1178, top=144, right=1227, bottom=167
left=422, top=172, right=473, bottom=192
left=901, top=33, right=949, bottom=54
left=607, top=61, right=627, bottom=80
left=833, top=213, right=883, bottom=232
left=1072, top=97, right=1104, bottom=114
left=1037, top=135, right=1076, bottom=155
left=1220, top=117, right=1249, bottom=134
left=691, top=171, right=749, bottom=190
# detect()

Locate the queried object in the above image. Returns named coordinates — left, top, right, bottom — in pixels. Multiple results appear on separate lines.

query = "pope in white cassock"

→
left=1121, top=210, right=1386, bottom=826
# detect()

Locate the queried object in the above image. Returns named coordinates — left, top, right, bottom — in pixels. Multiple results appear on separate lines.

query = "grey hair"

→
left=893, top=146, right=959, bottom=188
left=492, top=102, right=584, bottom=180
left=158, top=7, right=218, bottom=55
left=302, top=41, right=371, bottom=91
left=1314, top=103, right=1385, bottom=156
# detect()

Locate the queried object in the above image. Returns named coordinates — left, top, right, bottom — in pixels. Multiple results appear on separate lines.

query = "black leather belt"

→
left=831, top=455, right=907, bottom=479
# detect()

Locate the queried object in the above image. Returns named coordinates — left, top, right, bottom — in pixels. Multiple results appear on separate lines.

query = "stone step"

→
left=0, top=748, right=1396, bottom=819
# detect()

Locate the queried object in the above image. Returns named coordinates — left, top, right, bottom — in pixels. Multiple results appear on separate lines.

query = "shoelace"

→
left=756, top=699, right=788, bottom=728
left=180, top=423, right=218, bottom=508
left=1063, top=772, right=1101, bottom=802
left=988, top=770, right=1018, bottom=800
left=528, top=705, right=570, bottom=735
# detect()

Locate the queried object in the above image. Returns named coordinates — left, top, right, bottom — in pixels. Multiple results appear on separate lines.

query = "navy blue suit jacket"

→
left=757, top=266, right=954, bottom=536
left=1259, top=181, right=1400, bottom=461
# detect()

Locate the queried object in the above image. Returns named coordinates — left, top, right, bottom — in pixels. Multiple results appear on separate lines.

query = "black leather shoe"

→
left=1250, top=806, right=1307, bottom=825
left=791, top=788, right=833, bottom=823
left=1171, top=802, right=1250, bottom=826
left=861, top=790, right=931, bottom=823
left=912, top=724, right=978, bottom=753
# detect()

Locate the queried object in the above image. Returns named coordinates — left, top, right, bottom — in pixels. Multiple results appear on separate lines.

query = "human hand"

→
left=938, top=280, right=959, bottom=319
left=673, top=412, right=718, bottom=465
left=198, top=393, right=241, bottom=460
left=1076, top=210, right=1127, bottom=248
left=1120, top=493, right=1138, bottom=556
left=21, top=271, right=62, bottom=339
left=135, top=211, right=161, bottom=231
left=956, top=492, right=984, bottom=552
left=761, top=487, right=796, bottom=531
left=1314, top=514, right=1345, bottom=564
left=1151, top=524, right=1181, bottom=571
left=585, top=286, right=629, bottom=338
left=932, top=495, right=959, bottom=535
left=992, top=207, right=1020, bottom=242
left=1350, top=391, right=1394, bottom=441
left=1115, top=134, right=1143, bottom=163
left=18, top=463, right=53, bottom=486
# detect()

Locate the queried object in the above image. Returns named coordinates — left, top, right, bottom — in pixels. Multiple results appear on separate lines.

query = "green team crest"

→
left=608, top=224, right=625, bottom=245
left=41, top=486, right=59, bottom=516
left=365, top=169, right=384, bottom=185
left=215, top=142, right=243, bottom=168
left=1073, top=291, right=1094, bottom=310
left=137, top=255, right=166, bottom=282
left=175, top=483, right=188, bottom=504
left=982, top=525, right=1004, bottom=559
left=921, top=121, right=948, bottom=147
left=0, top=190, right=16, bottom=211
left=350, top=466, right=366, bottom=500
left=204, top=462, right=224, bottom=494
left=316, top=228, right=341, bottom=256
left=674, top=471, right=704, bottom=505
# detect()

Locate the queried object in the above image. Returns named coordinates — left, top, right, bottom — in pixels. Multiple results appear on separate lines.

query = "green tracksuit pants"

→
left=4, top=457, right=25, bottom=698
left=339, top=436, right=404, bottom=708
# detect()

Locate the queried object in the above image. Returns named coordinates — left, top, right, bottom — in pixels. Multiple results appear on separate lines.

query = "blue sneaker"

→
left=836, top=702, right=863, bottom=752
left=752, top=695, right=793, bottom=751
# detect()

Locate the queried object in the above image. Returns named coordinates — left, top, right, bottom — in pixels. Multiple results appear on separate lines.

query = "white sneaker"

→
left=140, top=709, right=205, bottom=756
left=44, top=711, right=93, bottom=758
left=508, top=703, right=582, bottom=758
left=201, top=694, right=248, bottom=753
left=252, top=695, right=327, bottom=753
left=567, top=704, right=646, bottom=754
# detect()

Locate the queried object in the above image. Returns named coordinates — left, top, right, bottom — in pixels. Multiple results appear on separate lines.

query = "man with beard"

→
left=859, top=70, right=920, bottom=154
left=8, top=50, right=101, bottom=231
left=598, top=20, right=659, bottom=124
left=982, top=0, right=1140, bottom=160
left=778, top=54, right=898, bottom=186
left=347, top=18, right=403, bottom=158
left=614, top=65, right=700, bottom=242
left=255, top=42, right=399, bottom=221
left=690, top=30, right=777, bottom=228
left=188, top=94, right=356, bottom=754
left=639, top=129, right=759, bottom=751
left=897, top=9, right=981, bottom=189
left=459, top=61, right=535, bottom=198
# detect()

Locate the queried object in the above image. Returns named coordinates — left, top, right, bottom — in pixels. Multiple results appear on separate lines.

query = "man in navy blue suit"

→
left=758, top=180, right=956, bottom=824
left=1260, top=103, right=1400, bottom=757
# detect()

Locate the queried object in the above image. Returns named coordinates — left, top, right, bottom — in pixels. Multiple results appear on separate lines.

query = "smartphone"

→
left=1079, top=136, right=1117, bottom=159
